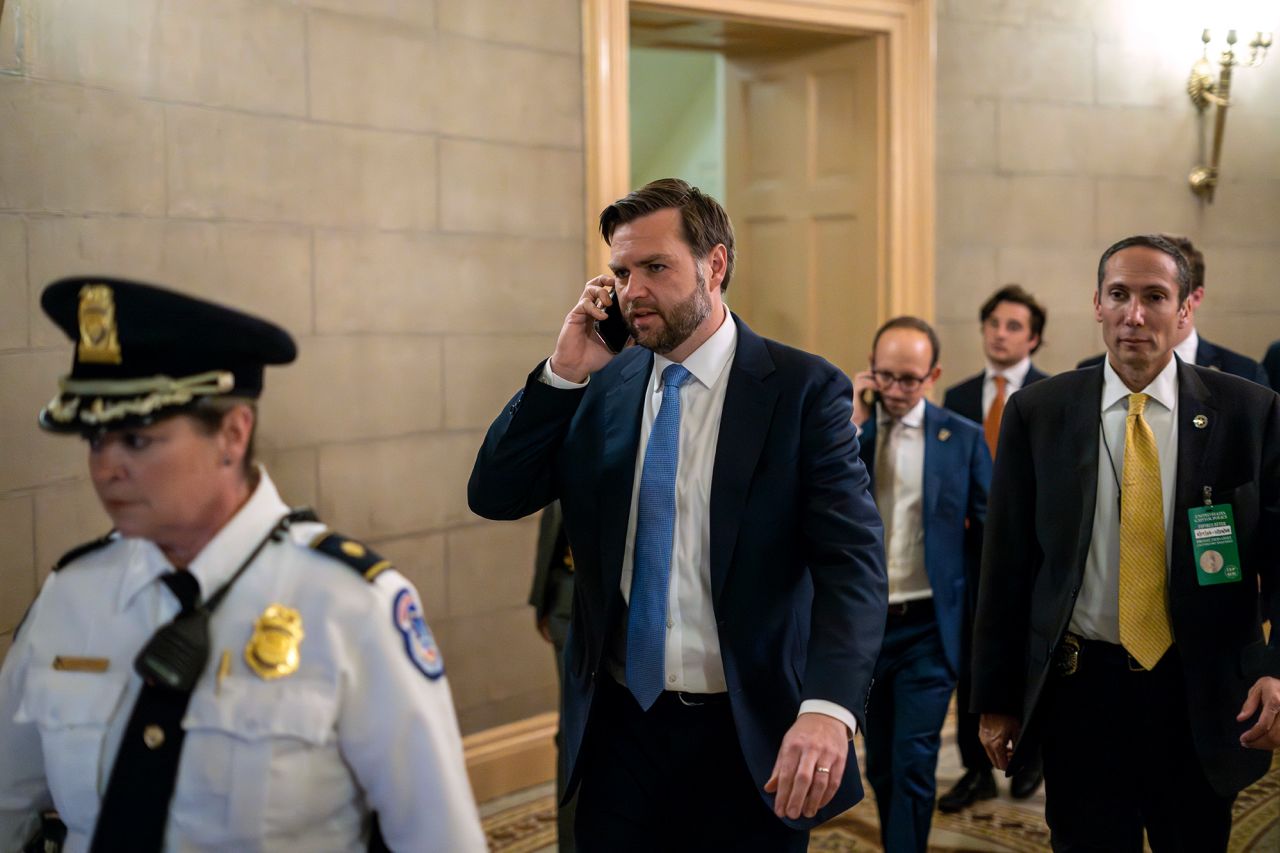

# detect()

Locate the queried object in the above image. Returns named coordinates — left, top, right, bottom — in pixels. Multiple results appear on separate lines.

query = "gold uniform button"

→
left=341, top=541, right=367, bottom=558
left=143, top=724, right=165, bottom=750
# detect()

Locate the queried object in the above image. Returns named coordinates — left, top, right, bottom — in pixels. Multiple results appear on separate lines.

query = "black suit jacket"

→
left=1078, top=337, right=1267, bottom=385
left=971, top=359, right=1280, bottom=797
left=942, top=363, right=1050, bottom=424
left=1263, top=340, right=1279, bottom=396
left=468, top=315, right=888, bottom=827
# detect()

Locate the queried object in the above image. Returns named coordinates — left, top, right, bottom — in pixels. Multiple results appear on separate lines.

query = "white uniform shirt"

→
left=1069, top=356, right=1179, bottom=642
left=0, top=470, right=486, bottom=853
left=543, top=312, right=856, bottom=735
left=981, top=356, right=1033, bottom=419
left=875, top=400, right=931, bottom=604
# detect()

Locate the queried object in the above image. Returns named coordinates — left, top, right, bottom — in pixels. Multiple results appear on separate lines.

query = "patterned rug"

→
left=482, top=751, right=1280, bottom=852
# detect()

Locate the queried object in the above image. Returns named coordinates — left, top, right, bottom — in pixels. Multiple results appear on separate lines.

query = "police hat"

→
left=39, top=276, right=297, bottom=434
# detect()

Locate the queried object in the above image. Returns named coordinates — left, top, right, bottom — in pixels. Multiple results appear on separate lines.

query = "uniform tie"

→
left=984, top=375, right=1007, bottom=458
left=626, top=363, right=693, bottom=710
left=91, top=572, right=202, bottom=852
left=1117, top=393, right=1173, bottom=670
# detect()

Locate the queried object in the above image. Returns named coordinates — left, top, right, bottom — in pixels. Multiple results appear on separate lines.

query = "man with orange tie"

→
left=939, top=284, right=1049, bottom=811
left=971, top=235, right=1280, bottom=850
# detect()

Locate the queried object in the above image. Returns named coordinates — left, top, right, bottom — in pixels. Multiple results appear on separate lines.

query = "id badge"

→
left=1187, top=503, right=1242, bottom=585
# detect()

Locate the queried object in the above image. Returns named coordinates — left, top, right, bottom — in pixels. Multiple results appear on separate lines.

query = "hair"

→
left=599, top=178, right=737, bottom=292
left=872, top=316, right=941, bottom=369
left=980, top=284, right=1047, bottom=354
left=1096, top=234, right=1193, bottom=304
left=1160, top=234, right=1205, bottom=292
left=189, top=396, right=258, bottom=478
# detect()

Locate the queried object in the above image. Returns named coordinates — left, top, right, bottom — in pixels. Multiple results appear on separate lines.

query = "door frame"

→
left=581, top=0, right=935, bottom=321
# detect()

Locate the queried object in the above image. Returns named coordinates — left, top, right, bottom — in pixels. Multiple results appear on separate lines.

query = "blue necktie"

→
left=626, top=363, right=693, bottom=710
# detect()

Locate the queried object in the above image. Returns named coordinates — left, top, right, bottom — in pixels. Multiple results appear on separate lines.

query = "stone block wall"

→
left=0, top=0, right=583, bottom=734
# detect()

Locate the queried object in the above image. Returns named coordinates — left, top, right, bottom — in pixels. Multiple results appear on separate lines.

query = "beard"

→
left=625, top=265, right=713, bottom=355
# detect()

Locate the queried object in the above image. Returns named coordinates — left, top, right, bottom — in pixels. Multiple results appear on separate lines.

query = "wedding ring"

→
left=816, top=766, right=831, bottom=774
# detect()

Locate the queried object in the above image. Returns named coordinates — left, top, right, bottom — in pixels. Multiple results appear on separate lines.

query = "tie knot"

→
left=1127, top=392, right=1150, bottom=417
left=661, top=363, right=693, bottom=390
left=161, top=571, right=202, bottom=614
left=994, top=374, right=1007, bottom=390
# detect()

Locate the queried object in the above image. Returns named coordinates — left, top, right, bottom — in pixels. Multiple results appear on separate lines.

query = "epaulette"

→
left=52, top=531, right=116, bottom=572
left=309, top=532, right=393, bottom=582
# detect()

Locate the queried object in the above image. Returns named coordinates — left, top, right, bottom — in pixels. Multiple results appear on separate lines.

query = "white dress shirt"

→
left=0, top=470, right=485, bottom=853
left=982, top=356, right=1033, bottom=418
left=1069, top=356, right=1179, bottom=642
left=1173, top=327, right=1199, bottom=367
left=875, top=400, right=931, bottom=604
left=543, top=312, right=856, bottom=735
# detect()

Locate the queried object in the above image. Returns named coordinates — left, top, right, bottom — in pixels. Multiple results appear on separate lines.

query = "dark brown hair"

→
left=1161, top=234, right=1205, bottom=292
left=1097, top=234, right=1192, bottom=303
left=872, top=316, right=941, bottom=369
left=980, top=284, right=1047, bottom=354
left=599, top=178, right=737, bottom=291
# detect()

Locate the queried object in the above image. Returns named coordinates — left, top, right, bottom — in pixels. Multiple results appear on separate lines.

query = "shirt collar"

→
left=986, top=356, right=1032, bottom=386
left=652, top=308, right=737, bottom=392
left=116, top=467, right=291, bottom=612
left=1101, top=353, right=1179, bottom=414
left=1173, top=327, right=1199, bottom=366
left=879, top=398, right=926, bottom=430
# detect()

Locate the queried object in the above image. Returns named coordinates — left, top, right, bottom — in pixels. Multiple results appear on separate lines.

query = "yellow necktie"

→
left=984, top=375, right=1007, bottom=459
left=1118, top=392, right=1173, bottom=670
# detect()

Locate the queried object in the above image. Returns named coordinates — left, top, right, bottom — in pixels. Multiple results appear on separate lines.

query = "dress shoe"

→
left=937, top=769, right=996, bottom=813
left=1010, top=765, right=1043, bottom=799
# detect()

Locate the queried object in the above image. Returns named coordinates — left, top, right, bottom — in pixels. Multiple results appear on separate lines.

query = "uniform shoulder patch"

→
left=53, top=530, right=117, bottom=572
left=309, top=532, right=393, bottom=582
left=392, top=588, right=444, bottom=679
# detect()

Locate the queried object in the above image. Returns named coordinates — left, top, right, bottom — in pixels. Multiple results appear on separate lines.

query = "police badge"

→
left=245, top=604, right=304, bottom=680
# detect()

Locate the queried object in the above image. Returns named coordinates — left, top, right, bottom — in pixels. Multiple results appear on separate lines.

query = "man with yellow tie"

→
left=971, top=234, right=1280, bottom=850
left=940, top=284, right=1050, bottom=811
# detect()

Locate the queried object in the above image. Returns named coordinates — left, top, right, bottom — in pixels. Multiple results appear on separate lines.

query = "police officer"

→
left=0, top=277, right=486, bottom=852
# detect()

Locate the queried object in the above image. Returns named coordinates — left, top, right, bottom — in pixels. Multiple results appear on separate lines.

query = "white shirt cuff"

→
left=540, top=358, right=590, bottom=389
left=799, top=699, right=858, bottom=739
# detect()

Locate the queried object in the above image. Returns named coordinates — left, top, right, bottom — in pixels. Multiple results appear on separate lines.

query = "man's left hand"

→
left=1237, top=676, right=1280, bottom=750
left=763, top=713, right=848, bottom=820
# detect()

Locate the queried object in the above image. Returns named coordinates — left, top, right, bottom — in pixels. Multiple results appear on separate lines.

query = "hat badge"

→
left=76, top=285, right=123, bottom=365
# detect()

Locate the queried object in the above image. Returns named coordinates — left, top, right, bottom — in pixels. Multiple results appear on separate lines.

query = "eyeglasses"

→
left=871, top=369, right=929, bottom=392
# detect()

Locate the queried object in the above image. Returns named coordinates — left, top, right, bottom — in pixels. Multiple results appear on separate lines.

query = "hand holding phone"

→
left=550, top=275, right=625, bottom=383
left=852, top=369, right=879, bottom=426
left=594, top=284, right=631, bottom=354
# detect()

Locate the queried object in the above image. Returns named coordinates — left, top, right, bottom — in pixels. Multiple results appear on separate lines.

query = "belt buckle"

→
left=1055, top=633, right=1081, bottom=676
left=676, top=692, right=705, bottom=707
left=1127, top=655, right=1147, bottom=672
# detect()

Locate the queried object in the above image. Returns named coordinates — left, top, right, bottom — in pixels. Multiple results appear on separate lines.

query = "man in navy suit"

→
left=939, top=284, right=1048, bottom=810
left=1077, top=236, right=1268, bottom=385
left=851, top=317, right=991, bottom=852
left=469, top=179, right=887, bottom=851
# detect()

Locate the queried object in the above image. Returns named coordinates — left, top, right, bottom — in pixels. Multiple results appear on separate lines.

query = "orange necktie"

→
left=984, top=375, right=1007, bottom=458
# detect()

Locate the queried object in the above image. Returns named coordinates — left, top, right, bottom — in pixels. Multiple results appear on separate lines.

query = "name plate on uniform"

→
left=1188, top=504, right=1242, bottom=586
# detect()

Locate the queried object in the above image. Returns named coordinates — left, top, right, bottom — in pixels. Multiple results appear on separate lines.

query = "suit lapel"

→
left=922, top=403, right=942, bottom=522
left=709, top=317, right=778, bottom=604
left=1175, top=361, right=1219, bottom=512
left=1070, top=366, right=1104, bottom=576
left=597, top=350, right=651, bottom=599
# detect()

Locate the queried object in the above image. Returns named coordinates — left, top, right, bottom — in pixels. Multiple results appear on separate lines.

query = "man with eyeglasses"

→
left=851, top=317, right=992, bottom=852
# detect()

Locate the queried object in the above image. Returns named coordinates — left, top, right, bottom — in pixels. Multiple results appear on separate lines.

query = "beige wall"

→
left=935, top=0, right=1280, bottom=381
left=0, top=0, right=583, bottom=734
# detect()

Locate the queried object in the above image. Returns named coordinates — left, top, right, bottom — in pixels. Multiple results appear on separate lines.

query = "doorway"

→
left=584, top=0, right=936, bottom=370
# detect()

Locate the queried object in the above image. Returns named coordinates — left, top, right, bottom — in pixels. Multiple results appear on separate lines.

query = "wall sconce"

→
left=1186, top=27, right=1272, bottom=202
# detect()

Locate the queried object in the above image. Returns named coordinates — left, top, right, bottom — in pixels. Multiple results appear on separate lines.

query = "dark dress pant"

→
left=1040, top=642, right=1234, bottom=852
left=864, top=601, right=956, bottom=853
left=574, top=675, right=808, bottom=853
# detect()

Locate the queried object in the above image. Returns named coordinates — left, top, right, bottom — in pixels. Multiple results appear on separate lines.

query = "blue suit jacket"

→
left=1078, top=338, right=1267, bottom=386
left=856, top=402, right=990, bottom=674
left=468, top=315, right=888, bottom=828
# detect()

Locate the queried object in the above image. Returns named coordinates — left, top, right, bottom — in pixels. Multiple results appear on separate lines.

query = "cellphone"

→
left=595, top=286, right=631, bottom=354
left=859, top=387, right=881, bottom=409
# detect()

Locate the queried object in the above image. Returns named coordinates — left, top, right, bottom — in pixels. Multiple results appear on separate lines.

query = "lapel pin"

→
left=938, top=428, right=952, bottom=442
left=1192, top=414, right=1208, bottom=429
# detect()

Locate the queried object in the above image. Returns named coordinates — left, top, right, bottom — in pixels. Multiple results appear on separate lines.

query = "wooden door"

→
left=724, top=36, right=885, bottom=381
